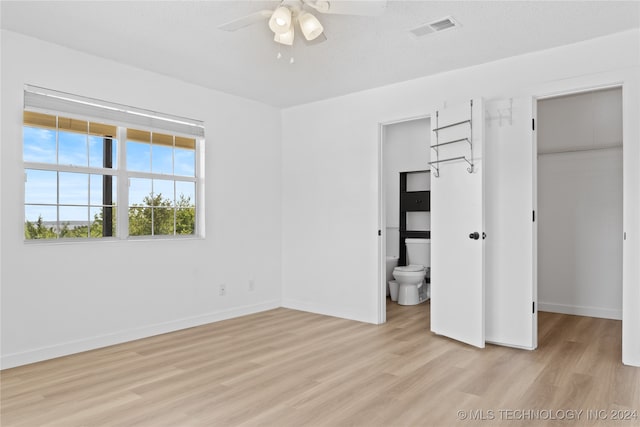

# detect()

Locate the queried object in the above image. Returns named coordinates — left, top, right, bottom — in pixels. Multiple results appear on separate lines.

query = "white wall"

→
left=538, top=89, right=623, bottom=319
left=281, top=30, right=640, bottom=365
left=0, top=31, right=283, bottom=368
left=383, top=118, right=430, bottom=257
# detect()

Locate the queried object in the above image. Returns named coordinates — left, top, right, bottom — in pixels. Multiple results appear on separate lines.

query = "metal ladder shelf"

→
left=430, top=137, right=471, bottom=149
left=429, top=100, right=474, bottom=177
left=432, top=120, right=471, bottom=132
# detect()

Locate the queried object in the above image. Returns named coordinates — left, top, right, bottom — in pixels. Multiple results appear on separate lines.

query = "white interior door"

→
left=484, top=97, right=536, bottom=349
left=430, top=99, right=485, bottom=348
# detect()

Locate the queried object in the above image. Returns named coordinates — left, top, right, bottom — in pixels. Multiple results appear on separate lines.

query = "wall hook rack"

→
left=486, top=98, right=513, bottom=127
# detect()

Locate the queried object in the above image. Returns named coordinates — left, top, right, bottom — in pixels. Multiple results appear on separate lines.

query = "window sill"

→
left=23, top=235, right=204, bottom=245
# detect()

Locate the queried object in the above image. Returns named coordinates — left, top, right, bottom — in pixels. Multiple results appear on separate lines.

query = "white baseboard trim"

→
left=485, top=339, right=536, bottom=350
left=622, top=354, right=640, bottom=367
left=538, top=302, right=622, bottom=320
left=281, top=298, right=375, bottom=324
left=1, top=300, right=280, bottom=370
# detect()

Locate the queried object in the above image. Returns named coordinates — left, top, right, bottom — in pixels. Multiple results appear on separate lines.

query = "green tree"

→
left=129, top=193, right=195, bottom=236
left=25, top=192, right=194, bottom=239
left=24, top=216, right=57, bottom=239
left=176, top=194, right=196, bottom=235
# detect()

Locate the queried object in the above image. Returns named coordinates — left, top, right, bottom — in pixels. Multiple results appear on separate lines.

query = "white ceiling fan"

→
left=218, top=0, right=387, bottom=46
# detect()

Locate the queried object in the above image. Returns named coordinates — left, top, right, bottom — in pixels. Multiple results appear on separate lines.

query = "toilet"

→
left=390, top=238, right=430, bottom=305
left=385, top=256, right=399, bottom=298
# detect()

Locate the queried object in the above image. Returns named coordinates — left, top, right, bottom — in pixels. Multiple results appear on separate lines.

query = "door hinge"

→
left=532, top=118, right=535, bottom=130
left=532, top=302, right=536, bottom=313
left=533, top=210, right=535, bottom=222
left=378, top=230, right=382, bottom=236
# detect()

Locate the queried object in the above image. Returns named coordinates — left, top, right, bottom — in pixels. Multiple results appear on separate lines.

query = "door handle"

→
left=469, top=232, right=480, bottom=240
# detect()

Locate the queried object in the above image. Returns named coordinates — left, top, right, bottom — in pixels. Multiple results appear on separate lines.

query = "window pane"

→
left=176, top=181, right=195, bottom=207
left=153, top=179, right=174, bottom=206
left=176, top=208, right=195, bottom=235
left=89, top=136, right=103, bottom=168
left=129, top=178, right=152, bottom=206
left=152, top=132, right=173, bottom=147
left=174, top=147, right=195, bottom=177
left=175, top=136, right=196, bottom=150
left=58, top=117, right=87, bottom=133
left=59, top=172, right=88, bottom=205
left=89, top=136, right=118, bottom=169
left=153, top=208, right=174, bottom=235
left=25, top=169, right=57, bottom=204
left=127, top=141, right=151, bottom=172
left=89, top=122, right=117, bottom=138
left=127, top=129, right=150, bottom=143
left=111, top=140, right=119, bottom=170
left=152, top=144, right=173, bottom=175
left=24, top=205, right=57, bottom=239
left=90, top=174, right=103, bottom=206
left=90, top=174, right=117, bottom=206
left=90, top=206, right=116, bottom=238
left=58, top=131, right=88, bottom=166
left=129, top=206, right=151, bottom=236
left=23, top=126, right=56, bottom=164
left=24, top=111, right=56, bottom=129
left=59, top=206, right=89, bottom=238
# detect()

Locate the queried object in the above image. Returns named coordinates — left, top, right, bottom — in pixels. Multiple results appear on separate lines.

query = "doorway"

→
left=379, top=116, right=431, bottom=323
left=536, top=87, right=623, bottom=328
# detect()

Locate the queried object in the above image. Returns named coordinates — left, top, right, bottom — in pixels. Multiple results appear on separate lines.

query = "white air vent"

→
left=409, top=16, right=460, bottom=38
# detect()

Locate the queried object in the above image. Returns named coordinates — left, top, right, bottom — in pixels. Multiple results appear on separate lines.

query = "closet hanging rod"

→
left=432, top=119, right=471, bottom=132
left=431, top=138, right=471, bottom=149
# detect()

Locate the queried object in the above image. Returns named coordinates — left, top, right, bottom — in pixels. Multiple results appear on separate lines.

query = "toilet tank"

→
left=405, top=238, right=430, bottom=267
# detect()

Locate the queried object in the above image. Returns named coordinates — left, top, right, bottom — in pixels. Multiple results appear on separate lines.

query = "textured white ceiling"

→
left=2, top=1, right=639, bottom=107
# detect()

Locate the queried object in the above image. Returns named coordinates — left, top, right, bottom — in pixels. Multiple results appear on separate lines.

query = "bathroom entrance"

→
left=535, top=87, right=623, bottom=330
left=379, top=117, right=431, bottom=323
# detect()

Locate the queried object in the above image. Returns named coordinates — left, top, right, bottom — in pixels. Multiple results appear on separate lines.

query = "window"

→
left=125, top=128, right=197, bottom=237
left=24, top=112, right=118, bottom=239
left=23, top=86, right=203, bottom=240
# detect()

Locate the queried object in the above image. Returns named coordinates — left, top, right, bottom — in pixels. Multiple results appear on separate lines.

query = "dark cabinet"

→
left=399, top=170, right=430, bottom=267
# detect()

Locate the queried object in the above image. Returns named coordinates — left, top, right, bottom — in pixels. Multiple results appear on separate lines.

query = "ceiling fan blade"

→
left=305, top=0, right=387, bottom=16
left=218, top=10, right=272, bottom=31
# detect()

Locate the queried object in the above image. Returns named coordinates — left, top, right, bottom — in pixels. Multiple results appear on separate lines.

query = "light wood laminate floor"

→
left=2, top=301, right=639, bottom=426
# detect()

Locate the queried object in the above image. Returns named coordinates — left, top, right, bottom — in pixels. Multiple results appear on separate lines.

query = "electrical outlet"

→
left=249, top=280, right=255, bottom=291
left=219, top=284, right=226, bottom=296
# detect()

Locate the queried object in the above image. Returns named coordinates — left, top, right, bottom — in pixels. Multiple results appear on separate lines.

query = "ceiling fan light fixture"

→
left=274, top=26, right=294, bottom=45
left=298, top=11, right=324, bottom=41
left=269, top=6, right=292, bottom=35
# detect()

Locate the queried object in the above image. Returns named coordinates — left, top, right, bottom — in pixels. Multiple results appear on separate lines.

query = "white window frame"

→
left=23, top=85, right=204, bottom=241
left=118, top=126, right=202, bottom=239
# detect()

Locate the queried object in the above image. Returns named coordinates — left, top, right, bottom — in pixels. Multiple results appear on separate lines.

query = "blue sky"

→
left=23, top=127, right=56, bottom=163
left=24, top=126, right=195, bottom=222
left=127, top=141, right=195, bottom=176
left=23, top=127, right=120, bottom=168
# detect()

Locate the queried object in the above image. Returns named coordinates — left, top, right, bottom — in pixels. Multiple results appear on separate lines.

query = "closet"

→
left=537, top=87, right=623, bottom=320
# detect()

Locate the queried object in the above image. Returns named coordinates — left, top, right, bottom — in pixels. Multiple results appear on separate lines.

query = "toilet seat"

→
left=394, top=264, right=424, bottom=273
